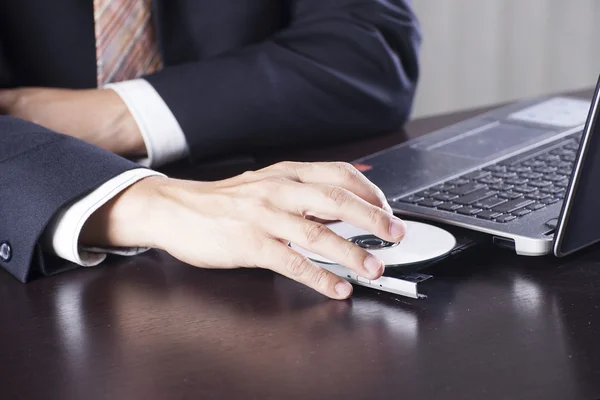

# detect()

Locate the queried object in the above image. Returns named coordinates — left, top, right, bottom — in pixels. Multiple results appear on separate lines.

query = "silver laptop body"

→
left=357, top=96, right=592, bottom=256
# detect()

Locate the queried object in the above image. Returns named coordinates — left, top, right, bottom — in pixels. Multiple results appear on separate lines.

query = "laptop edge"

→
left=554, top=75, right=600, bottom=257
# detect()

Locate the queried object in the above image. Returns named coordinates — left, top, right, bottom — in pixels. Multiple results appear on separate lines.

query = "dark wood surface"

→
left=2, top=90, right=599, bottom=400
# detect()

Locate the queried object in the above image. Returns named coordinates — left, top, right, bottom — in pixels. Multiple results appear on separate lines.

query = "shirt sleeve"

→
left=42, top=168, right=164, bottom=267
left=106, top=79, right=190, bottom=168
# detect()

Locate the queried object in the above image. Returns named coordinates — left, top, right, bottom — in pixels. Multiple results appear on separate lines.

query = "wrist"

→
left=101, top=89, right=147, bottom=158
left=80, top=175, right=170, bottom=249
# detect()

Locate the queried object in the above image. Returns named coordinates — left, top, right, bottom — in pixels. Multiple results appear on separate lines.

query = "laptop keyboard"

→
left=397, top=133, right=582, bottom=223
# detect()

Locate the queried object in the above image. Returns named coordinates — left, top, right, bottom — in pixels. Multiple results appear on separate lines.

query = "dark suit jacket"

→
left=0, top=0, right=420, bottom=282
left=0, top=117, right=138, bottom=282
left=1, top=0, right=421, bottom=160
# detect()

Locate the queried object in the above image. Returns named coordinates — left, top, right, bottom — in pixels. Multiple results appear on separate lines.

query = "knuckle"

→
left=273, top=161, right=299, bottom=171
left=304, top=223, right=329, bottom=245
left=256, top=237, right=273, bottom=255
left=285, top=252, right=310, bottom=276
left=254, top=197, right=273, bottom=213
left=334, top=162, right=359, bottom=180
left=312, top=268, right=334, bottom=292
left=249, top=235, right=268, bottom=254
left=262, top=176, right=288, bottom=189
left=249, top=177, right=287, bottom=197
left=327, top=186, right=350, bottom=207
left=368, top=206, right=387, bottom=227
left=236, top=195, right=272, bottom=217
left=240, top=170, right=257, bottom=180
left=342, top=240, right=359, bottom=260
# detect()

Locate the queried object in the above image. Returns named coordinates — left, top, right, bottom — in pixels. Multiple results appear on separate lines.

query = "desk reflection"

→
left=1, top=246, right=599, bottom=399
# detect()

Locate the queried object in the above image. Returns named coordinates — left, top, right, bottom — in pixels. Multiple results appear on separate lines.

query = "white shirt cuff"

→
left=43, top=169, right=164, bottom=267
left=106, top=79, right=190, bottom=168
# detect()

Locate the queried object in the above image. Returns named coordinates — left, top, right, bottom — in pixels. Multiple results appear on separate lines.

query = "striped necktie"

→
left=93, top=0, right=163, bottom=87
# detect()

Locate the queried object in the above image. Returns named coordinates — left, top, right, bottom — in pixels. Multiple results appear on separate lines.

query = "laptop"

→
left=355, top=76, right=600, bottom=258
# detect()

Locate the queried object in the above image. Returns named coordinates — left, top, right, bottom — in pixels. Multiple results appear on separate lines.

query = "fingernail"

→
left=335, top=281, right=353, bottom=298
left=364, top=255, right=384, bottom=275
left=390, top=217, right=407, bottom=240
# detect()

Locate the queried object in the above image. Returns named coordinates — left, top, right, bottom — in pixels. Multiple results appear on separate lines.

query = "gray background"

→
left=411, top=0, right=600, bottom=118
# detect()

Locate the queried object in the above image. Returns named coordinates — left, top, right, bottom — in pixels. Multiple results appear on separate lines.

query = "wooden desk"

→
left=2, top=91, right=599, bottom=400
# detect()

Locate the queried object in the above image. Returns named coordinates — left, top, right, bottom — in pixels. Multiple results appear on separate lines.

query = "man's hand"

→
left=81, top=162, right=406, bottom=300
left=0, top=87, right=146, bottom=157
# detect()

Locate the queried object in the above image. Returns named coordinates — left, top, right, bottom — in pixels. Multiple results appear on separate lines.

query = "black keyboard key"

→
left=415, top=189, right=439, bottom=197
left=555, top=180, right=569, bottom=188
left=528, top=180, right=553, bottom=188
left=533, top=166, right=558, bottom=174
left=454, top=189, right=497, bottom=205
left=544, top=174, right=568, bottom=182
left=519, top=171, right=543, bottom=180
left=540, top=186, right=564, bottom=195
left=432, top=193, right=459, bottom=201
left=513, top=185, right=538, bottom=194
left=522, top=160, right=546, bottom=168
left=557, top=161, right=573, bottom=169
left=478, top=177, right=503, bottom=185
left=399, top=195, right=424, bottom=204
left=449, top=182, right=488, bottom=196
left=536, top=154, right=560, bottom=162
left=507, top=166, right=531, bottom=173
left=526, top=203, right=546, bottom=211
left=477, top=210, right=503, bottom=220
left=561, top=154, right=576, bottom=162
left=461, top=170, right=491, bottom=180
left=418, top=199, right=444, bottom=208
left=437, top=202, right=463, bottom=212
left=498, top=191, right=523, bottom=200
left=512, top=209, right=532, bottom=217
left=490, top=183, right=514, bottom=191
left=483, top=165, right=507, bottom=173
left=492, top=198, right=535, bottom=213
left=547, top=160, right=562, bottom=168
left=525, top=192, right=551, bottom=201
left=492, top=171, right=517, bottom=179
left=540, top=197, right=560, bottom=205
left=456, top=206, right=483, bottom=216
left=447, top=178, right=470, bottom=186
left=432, top=183, right=455, bottom=192
left=495, top=215, right=517, bottom=223
left=558, top=168, right=572, bottom=176
left=474, top=196, right=507, bottom=209
left=505, top=177, right=529, bottom=186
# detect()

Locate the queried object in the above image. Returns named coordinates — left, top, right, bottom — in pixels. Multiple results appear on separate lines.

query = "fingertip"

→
left=335, top=281, right=353, bottom=299
left=364, top=255, right=384, bottom=279
left=390, top=216, right=407, bottom=241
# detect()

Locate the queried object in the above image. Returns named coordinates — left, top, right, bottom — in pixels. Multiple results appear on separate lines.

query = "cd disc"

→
left=290, top=220, right=457, bottom=267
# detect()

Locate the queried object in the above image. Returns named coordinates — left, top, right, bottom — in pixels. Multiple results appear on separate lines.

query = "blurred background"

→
left=411, top=0, right=600, bottom=118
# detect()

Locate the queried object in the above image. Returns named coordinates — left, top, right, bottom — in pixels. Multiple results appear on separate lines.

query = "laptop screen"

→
left=554, top=76, right=600, bottom=256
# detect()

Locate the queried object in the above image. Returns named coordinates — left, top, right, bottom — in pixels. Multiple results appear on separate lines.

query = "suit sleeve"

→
left=145, top=0, right=421, bottom=161
left=0, top=116, right=140, bottom=282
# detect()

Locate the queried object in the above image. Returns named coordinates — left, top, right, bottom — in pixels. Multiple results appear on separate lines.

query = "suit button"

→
left=0, top=242, right=11, bottom=262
